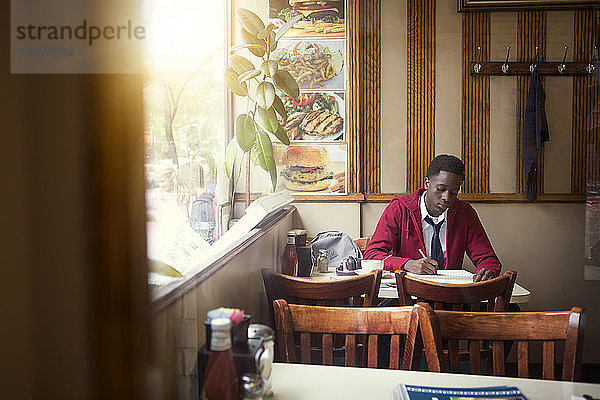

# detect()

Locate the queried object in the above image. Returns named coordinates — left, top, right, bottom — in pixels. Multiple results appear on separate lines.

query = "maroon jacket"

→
left=364, top=188, right=501, bottom=276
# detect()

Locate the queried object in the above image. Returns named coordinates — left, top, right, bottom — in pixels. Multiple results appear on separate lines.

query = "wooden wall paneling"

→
left=348, top=0, right=381, bottom=195
left=516, top=11, right=547, bottom=194
left=407, top=0, right=436, bottom=193
left=572, top=9, right=600, bottom=194
left=462, top=12, right=490, bottom=194
left=347, top=0, right=360, bottom=194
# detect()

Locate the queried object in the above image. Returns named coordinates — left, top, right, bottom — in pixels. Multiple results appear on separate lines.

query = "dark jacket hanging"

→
left=522, top=70, right=549, bottom=201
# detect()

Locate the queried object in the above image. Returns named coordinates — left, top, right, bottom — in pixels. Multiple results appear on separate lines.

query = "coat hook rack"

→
left=529, top=45, right=539, bottom=73
left=473, top=46, right=482, bottom=74
left=470, top=44, right=598, bottom=76
left=502, top=46, right=510, bottom=74
left=586, top=46, right=598, bottom=74
left=558, top=46, right=568, bottom=74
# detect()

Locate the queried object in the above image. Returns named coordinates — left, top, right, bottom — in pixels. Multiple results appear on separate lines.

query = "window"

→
left=143, top=0, right=228, bottom=281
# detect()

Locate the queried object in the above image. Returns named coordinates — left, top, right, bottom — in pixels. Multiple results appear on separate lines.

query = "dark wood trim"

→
left=89, top=74, right=149, bottom=399
left=572, top=9, right=600, bottom=194
left=364, top=192, right=586, bottom=203
left=469, top=61, right=596, bottom=76
left=516, top=10, right=547, bottom=195
left=407, top=0, right=436, bottom=194
left=233, top=192, right=365, bottom=203
left=347, top=0, right=381, bottom=194
left=292, top=193, right=365, bottom=202
left=458, top=0, right=599, bottom=12
left=462, top=11, right=490, bottom=194
left=347, top=0, right=360, bottom=194
left=151, top=206, right=296, bottom=312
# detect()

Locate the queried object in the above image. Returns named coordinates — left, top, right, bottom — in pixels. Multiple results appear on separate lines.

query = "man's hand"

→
left=403, top=257, right=438, bottom=275
left=473, top=268, right=495, bottom=282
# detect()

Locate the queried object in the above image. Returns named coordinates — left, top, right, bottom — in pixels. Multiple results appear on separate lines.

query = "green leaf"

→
left=224, top=67, right=248, bottom=96
left=269, top=31, right=277, bottom=51
left=255, top=106, right=279, bottom=134
left=273, top=70, right=299, bottom=99
left=275, top=14, right=303, bottom=42
left=235, top=114, right=256, bottom=152
left=238, top=69, right=262, bottom=83
left=241, top=28, right=266, bottom=57
left=272, top=94, right=287, bottom=123
left=236, top=8, right=265, bottom=36
left=255, top=82, right=275, bottom=110
left=229, top=43, right=264, bottom=54
left=260, top=60, right=278, bottom=77
left=252, top=131, right=277, bottom=190
left=257, top=23, right=275, bottom=40
left=225, top=137, right=238, bottom=179
left=229, top=55, right=254, bottom=75
left=149, top=259, right=184, bottom=278
left=273, top=125, right=290, bottom=145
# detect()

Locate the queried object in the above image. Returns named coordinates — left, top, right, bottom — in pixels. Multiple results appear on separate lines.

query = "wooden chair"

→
left=415, top=303, right=587, bottom=381
left=353, top=236, right=372, bottom=252
left=261, top=268, right=382, bottom=308
left=273, top=299, right=421, bottom=369
left=396, top=270, right=517, bottom=372
left=395, top=270, right=517, bottom=311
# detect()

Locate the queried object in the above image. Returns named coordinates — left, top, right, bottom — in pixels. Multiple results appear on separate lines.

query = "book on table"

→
left=392, top=385, right=527, bottom=400
left=406, top=269, right=475, bottom=284
left=381, top=269, right=475, bottom=285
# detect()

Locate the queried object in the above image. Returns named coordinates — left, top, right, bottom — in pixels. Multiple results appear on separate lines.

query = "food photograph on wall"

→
left=269, top=0, right=345, bottom=38
left=273, top=143, right=347, bottom=194
left=273, top=40, right=345, bottom=90
left=281, top=92, right=344, bottom=141
left=269, top=0, right=347, bottom=195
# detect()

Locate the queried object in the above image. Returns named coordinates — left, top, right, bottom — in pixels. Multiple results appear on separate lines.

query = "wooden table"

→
left=308, top=269, right=531, bottom=304
left=271, top=363, right=600, bottom=400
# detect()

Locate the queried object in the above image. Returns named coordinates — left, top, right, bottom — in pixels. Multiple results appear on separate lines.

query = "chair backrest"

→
left=262, top=268, right=382, bottom=308
left=273, top=299, right=420, bottom=369
left=395, top=270, right=517, bottom=311
left=353, top=236, right=372, bottom=252
left=415, top=303, right=587, bottom=381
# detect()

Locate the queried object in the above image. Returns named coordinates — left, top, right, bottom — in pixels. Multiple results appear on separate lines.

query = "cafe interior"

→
left=4, top=0, right=600, bottom=399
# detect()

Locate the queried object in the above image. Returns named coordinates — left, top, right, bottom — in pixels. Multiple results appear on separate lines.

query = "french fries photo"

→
left=276, top=41, right=344, bottom=89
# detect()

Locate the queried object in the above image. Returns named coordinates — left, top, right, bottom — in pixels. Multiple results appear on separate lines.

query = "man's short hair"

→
left=426, top=154, right=465, bottom=180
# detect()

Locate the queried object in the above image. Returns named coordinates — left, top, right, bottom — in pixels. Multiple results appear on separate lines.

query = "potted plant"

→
left=224, top=8, right=302, bottom=207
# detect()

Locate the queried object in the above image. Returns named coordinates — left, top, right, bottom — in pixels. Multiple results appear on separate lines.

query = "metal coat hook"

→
left=529, top=46, right=539, bottom=73
left=558, top=46, right=568, bottom=74
left=473, top=46, right=482, bottom=74
left=586, top=46, right=598, bottom=74
left=501, top=46, right=511, bottom=74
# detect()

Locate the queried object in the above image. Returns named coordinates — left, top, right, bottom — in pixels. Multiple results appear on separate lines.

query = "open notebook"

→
left=405, top=269, right=475, bottom=284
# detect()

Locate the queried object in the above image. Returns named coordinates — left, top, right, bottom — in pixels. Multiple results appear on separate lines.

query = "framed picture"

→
left=458, top=0, right=599, bottom=12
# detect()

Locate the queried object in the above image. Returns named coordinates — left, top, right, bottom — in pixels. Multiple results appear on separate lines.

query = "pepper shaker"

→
left=317, top=249, right=329, bottom=273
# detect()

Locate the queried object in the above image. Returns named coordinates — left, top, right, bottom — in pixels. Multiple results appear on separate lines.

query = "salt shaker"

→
left=317, top=249, right=329, bottom=273
left=240, top=373, right=264, bottom=400
left=247, top=324, right=275, bottom=398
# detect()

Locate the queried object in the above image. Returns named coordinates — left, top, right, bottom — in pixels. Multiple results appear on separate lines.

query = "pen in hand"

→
left=418, top=248, right=438, bottom=274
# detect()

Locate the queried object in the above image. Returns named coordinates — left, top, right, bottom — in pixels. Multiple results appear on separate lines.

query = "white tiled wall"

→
left=152, top=210, right=295, bottom=400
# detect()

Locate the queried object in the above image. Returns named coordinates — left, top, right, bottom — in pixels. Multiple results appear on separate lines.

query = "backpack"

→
left=310, top=230, right=362, bottom=268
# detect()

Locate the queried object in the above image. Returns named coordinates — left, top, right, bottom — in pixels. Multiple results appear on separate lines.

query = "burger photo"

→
left=277, top=0, right=343, bottom=28
left=280, top=145, right=334, bottom=191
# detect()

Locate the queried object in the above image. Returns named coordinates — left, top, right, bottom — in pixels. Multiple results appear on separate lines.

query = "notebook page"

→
left=407, top=269, right=474, bottom=284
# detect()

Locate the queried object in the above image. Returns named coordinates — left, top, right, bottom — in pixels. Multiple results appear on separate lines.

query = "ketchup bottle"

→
left=202, top=318, right=238, bottom=400
left=282, top=230, right=298, bottom=276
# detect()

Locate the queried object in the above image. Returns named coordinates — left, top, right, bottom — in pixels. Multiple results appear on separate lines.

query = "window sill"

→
left=234, top=192, right=365, bottom=203
left=150, top=205, right=295, bottom=312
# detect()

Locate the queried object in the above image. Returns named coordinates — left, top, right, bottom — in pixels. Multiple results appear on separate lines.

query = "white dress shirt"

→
left=419, top=191, right=447, bottom=259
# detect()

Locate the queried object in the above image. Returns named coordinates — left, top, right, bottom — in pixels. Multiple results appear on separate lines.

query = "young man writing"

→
left=364, top=155, right=501, bottom=282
